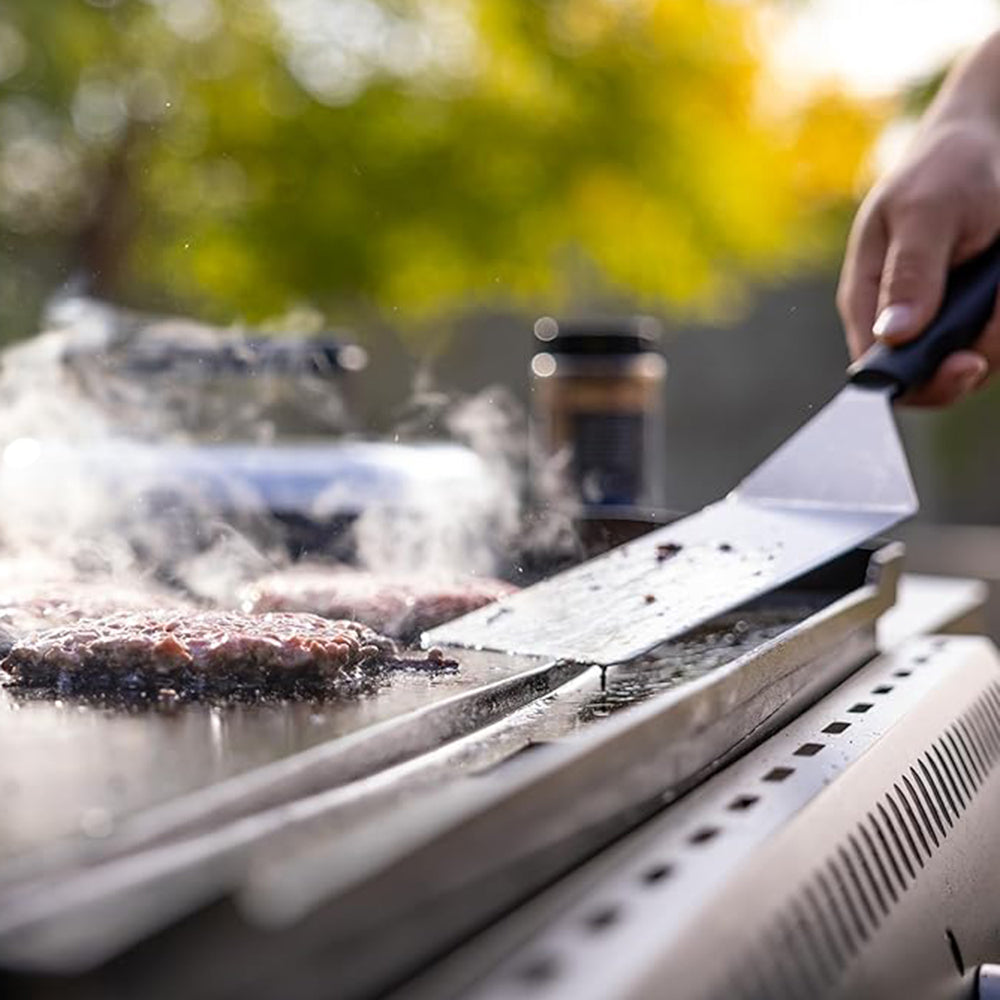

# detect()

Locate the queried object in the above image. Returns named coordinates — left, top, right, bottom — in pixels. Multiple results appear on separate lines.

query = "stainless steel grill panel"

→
left=446, top=637, right=1000, bottom=1000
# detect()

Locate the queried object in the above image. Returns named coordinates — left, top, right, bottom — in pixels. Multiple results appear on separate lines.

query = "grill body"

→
left=0, top=558, right=991, bottom=1000
left=449, top=635, right=1000, bottom=1000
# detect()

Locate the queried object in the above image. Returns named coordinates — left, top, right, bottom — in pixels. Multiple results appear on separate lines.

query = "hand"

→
left=837, top=119, right=1000, bottom=405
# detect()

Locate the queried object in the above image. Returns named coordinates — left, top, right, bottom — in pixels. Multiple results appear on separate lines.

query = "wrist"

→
left=923, top=31, right=1000, bottom=137
left=915, top=115, right=1000, bottom=157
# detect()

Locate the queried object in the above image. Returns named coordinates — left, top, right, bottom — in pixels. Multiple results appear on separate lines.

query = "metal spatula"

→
left=428, top=238, right=1000, bottom=664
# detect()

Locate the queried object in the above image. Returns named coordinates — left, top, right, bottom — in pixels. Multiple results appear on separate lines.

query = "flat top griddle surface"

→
left=0, top=657, right=519, bottom=865
left=577, top=603, right=819, bottom=724
left=0, top=598, right=824, bottom=868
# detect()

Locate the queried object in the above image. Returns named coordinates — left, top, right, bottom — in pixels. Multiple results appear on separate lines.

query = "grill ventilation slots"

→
left=498, top=653, right=1000, bottom=1000
left=717, top=680, right=1000, bottom=1000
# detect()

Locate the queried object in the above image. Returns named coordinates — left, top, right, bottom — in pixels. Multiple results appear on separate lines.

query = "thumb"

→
left=872, top=212, right=953, bottom=345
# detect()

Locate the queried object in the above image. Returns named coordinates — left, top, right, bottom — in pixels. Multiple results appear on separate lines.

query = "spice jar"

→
left=530, top=316, right=667, bottom=510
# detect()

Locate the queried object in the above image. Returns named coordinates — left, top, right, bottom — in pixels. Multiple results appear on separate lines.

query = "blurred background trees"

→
left=0, top=0, right=882, bottom=343
left=5, top=0, right=1000, bottom=542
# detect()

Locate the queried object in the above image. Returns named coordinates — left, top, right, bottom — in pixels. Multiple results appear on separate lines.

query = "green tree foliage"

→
left=0, top=0, right=882, bottom=341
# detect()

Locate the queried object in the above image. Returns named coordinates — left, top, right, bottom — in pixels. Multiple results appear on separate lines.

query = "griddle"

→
left=0, top=543, right=899, bottom=995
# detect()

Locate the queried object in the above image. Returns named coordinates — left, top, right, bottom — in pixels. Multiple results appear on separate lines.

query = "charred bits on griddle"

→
left=655, top=542, right=682, bottom=563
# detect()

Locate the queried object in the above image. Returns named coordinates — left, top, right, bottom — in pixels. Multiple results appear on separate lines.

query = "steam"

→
left=48, top=296, right=353, bottom=444
left=0, top=302, right=579, bottom=606
left=0, top=309, right=288, bottom=592
left=343, top=376, right=580, bottom=579
left=0, top=330, right=140, bottom=575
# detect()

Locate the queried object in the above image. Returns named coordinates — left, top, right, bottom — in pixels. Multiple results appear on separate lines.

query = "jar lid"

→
left=533, top=316, right=662, bottom=355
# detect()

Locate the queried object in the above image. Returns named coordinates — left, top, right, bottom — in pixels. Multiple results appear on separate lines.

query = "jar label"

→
left=571, top=412, right=645, bottom=505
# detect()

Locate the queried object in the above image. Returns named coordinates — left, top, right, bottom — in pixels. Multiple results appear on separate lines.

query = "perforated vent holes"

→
left=489, top=647, right=1000, bottom=1000
left=720, top=679, right=1000, bottom=1000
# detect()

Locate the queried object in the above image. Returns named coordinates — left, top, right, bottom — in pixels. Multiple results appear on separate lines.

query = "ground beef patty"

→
left=1, top=610, right=396, bottom=695
left=0, top=580, right=192, bottom=645
left=239, top=567, right=517, bottom=640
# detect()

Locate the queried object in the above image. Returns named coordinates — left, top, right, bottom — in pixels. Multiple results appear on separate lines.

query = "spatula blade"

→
left=736, top=384, right=916, bottom=514
left=426, top=386, right=916, bottom=664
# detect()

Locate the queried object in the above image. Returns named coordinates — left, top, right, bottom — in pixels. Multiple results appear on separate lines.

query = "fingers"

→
left=976, top=280, right=1000, bottom=372
left=839, top=195, right=990, bottom=407
left=901, top=350, right=989, bottom=406
left=838, top=117, right=1000, bottom=406
left=836, top=203, right=887, bottom=360
left=901, top=282, right=1000, bottom=405
left=870, top=203, right=955, bottom=347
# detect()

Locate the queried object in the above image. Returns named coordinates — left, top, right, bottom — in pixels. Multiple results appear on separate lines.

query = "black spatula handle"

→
left=848, top=235, right=1000, bottom=397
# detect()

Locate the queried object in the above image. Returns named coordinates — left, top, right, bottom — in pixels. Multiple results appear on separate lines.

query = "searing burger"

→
left=1, top=610, right=396, bottom=695
left=0, top=578, right=193, bottom=651
left=239, top=565, right=517, bottom=641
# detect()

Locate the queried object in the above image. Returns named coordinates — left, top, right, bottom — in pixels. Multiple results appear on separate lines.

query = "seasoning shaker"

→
left=530, top=316, right=667, bottom=511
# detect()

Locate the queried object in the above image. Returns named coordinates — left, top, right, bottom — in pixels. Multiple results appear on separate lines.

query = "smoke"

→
left=49, top=296, right=353, bottom=444
left=0, top=303, right=580, bottom=604
left=0, top=330, right=141, bottom=576
left=0, top=308, right=289, bottom=592
left=343, top=375, right=580, bottom=579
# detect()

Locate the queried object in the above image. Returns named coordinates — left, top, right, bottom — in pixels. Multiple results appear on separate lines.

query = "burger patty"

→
left=239, top=566, right=517, bottom=640
left=0, top=580, right=193, bottom=645
left=1, top=610, right=396, bottom=695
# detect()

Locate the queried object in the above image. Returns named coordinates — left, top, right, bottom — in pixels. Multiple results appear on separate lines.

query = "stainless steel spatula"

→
left=427, top=239, right=1000, bottom=664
